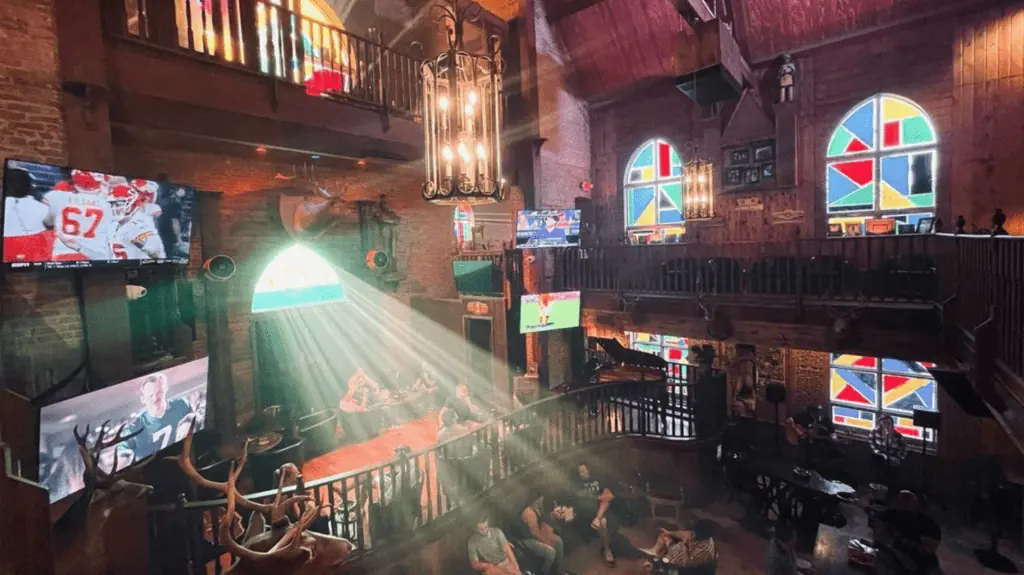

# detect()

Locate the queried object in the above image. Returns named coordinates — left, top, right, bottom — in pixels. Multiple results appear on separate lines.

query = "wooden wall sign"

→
left=735, top=196, right=764, bottom=211
left=771, top=209, right=804, bottom=225
left=466, top=301, right=489, bottom=315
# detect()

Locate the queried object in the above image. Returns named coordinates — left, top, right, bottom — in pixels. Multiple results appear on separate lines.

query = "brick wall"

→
left=534, top=0, right=590, bottom=210
left=114, top=146, right=459, bottom=423
left=0, top=0, right=85, bottom=400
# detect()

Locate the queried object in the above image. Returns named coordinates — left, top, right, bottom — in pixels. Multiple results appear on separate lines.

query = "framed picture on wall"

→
left=728, top=148, right=751, bottom=165
left=723, top=140, right=776, bottom=190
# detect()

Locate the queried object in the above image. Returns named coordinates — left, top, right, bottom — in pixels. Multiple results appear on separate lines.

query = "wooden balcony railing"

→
left=147, top=373, right=717, bottom=573
left=555, top=235, right=939, bottom=304
left=106, top=0, right=422, bottom=117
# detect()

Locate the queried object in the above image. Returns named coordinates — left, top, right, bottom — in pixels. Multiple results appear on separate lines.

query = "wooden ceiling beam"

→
left=545, top=0, right=607, bottom=23
left=668, top=0, right=715, bottom=26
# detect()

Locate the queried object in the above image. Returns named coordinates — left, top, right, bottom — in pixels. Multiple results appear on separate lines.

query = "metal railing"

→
left=109, top=0, right=422, bottom=116
left=147, top=374, right=710, bottom=574
left=556, top=235, right=939, bottom=304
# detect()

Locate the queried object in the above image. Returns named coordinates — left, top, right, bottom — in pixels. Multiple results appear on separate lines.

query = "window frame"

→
left=622, top=138, right=686, bottom=244
left=825, top=94, right=938, bottom=235
left=827, top=353, right=939, bottom=446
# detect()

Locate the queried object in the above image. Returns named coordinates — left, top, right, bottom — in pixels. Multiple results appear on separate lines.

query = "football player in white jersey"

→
left=42, top=170, right=117, bottom=262
left=109, top=184, right=166, bottom=261
left=130, top=179, right=162, bottom=219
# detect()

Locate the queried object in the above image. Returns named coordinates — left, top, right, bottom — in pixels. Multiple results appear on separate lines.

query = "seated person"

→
left=468, top=513, right=522, bottom=575
left=411, top=361, right=439, bottom=393
left=572, top=462, right=619, bottom=565
left=516, top=493, right=570, bottom=575
left=875, top=490, right=941, bottom=574
left=439, top=383, right=490, bottom=428
left=340, top=368, right=390, bottom=411
left=870, top=415, right=908, bottom=485
left=641, top=520, right=717, bottom=567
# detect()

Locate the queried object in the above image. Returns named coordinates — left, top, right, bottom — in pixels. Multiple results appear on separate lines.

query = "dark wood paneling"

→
left=951, top=4, right=1024, bottom=234
left=552, top=0, right=687, bottom=97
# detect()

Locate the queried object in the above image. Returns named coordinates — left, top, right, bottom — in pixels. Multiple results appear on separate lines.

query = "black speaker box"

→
left=765, top=382, right=787, bottom=404
left=912, top=409, right=942, bottom=430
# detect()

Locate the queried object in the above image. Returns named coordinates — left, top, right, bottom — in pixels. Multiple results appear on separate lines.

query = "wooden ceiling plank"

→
left=545, top=0, right=608, bottom=23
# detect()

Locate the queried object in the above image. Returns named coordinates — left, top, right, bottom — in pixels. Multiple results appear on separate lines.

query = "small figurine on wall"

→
left=778, top=54, right=796, bottom=103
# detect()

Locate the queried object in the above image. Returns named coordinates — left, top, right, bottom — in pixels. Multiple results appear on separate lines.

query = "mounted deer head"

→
left=270, top=164, right=352, bottom=239
left=178, top=430, right=355, bottom=574
left=53, top=421, right=155, bottom=575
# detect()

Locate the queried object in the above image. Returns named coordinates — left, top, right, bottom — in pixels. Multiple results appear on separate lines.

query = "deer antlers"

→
left=220, top=460, right=317, bottom=568
left=177, top=425, right=308, bottom=524
left=72, top=420, right=152, bottom=490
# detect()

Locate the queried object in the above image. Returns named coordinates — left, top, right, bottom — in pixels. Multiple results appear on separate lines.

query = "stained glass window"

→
left=826, top=95, right=937, bottom=235
left=829, top=353, right=938, bottom=441
left=625, top=331, right=689, bottom=383
left=454, top=203, right=474, bottom=247
left=624, top=139, right=685, bottom=245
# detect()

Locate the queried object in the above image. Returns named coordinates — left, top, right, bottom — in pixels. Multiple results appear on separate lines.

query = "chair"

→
left=299, top=408, right=338, bottom=458
left=249, top=437, right=306, bottom=492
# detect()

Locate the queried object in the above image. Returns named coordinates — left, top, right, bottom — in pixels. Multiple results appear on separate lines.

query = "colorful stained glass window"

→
left=453, top=203, right=474, bottom=247
left=624, top=140, right=686, bottom=244
left=626, top=331, right=689, bottom=383
left=829, top=353, right=938, bottom=442
left=825, top=95, right=937, bottom=234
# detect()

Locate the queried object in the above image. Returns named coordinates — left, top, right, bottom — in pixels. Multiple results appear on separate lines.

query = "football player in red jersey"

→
left=538, top=293, right=554, bottom=326
left=43, top=169, right=118, bottom=262
left=110, top=184, right=166, bottom=260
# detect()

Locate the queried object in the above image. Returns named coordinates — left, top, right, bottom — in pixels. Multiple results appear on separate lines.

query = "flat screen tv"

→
left=515, top=209, right=580, bottom=249
left=453, top=259, right=500, bottom=295
left=520, top=291, right=581, bottom=334
left=2, top=159, right=196, bottom=270
left=38, top=357, right=209, bottom=503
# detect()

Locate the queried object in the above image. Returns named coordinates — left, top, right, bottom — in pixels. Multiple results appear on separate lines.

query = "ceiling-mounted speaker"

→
left=204, top=255, right=237, bottom=281
left=366, top=249, right=391, bottom=271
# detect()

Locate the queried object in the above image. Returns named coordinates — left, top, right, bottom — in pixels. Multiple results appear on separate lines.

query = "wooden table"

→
left=811, top=502, right=874, bottom=574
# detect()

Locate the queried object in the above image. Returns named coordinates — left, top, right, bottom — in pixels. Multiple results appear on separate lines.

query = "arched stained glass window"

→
left=624, top=139, right=685, bottom=244
left=828, top=353, right=938, bottom=442
left=826, top=94, right=937, bottom=235
left=453, top=203, right=474, bottom=246
left=252, top=245, right=344, bottom=313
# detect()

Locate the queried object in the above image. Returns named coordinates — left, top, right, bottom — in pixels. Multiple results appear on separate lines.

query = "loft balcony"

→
left=99, top=0, right=423, bottom=159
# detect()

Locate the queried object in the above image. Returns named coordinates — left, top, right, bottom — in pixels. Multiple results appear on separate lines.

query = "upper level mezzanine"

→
left=84, top=0, right=426, bottom=160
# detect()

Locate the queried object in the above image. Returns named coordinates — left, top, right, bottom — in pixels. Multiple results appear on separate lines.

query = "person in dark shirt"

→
left=120, top=372, right=194, bottom=463
left=528, top=215, right=568, bottom=246
left=572, top=462, right=618, bottom=565
left=876, top=491, right=941, bottom=574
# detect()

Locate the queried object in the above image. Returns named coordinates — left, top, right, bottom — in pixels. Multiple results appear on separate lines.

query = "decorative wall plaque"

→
left=735, top=196, right=764, bottom=211
left=771, top=209, right=805, bottom=225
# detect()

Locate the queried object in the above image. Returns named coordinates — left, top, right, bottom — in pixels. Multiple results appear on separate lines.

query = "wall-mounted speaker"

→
left=366, top=249, right=392, bottom=270
left=912, top=409, right=942, bottom=430
left=765, top=382, right=787, bottom=405
left=204, top=255, right=236, bottom=281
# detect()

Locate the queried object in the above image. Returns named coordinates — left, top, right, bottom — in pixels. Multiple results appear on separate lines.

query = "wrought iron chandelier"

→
left=683, top=159, right=715, bottom=220
left=421, top=0, right=506, bottom=205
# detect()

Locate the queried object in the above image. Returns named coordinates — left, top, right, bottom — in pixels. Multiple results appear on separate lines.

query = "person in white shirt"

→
left=2, top=167, right=54, bottom=263
left=42, top=170, right=117, bottom=262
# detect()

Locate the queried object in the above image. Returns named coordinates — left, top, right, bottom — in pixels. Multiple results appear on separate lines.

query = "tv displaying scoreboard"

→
left=515, top=209, right=580, bottom=249
left=520, top=291, right=581, bottom=334
left=453, top=259, right=501, bottom=295
left=2, top=159, right=196, bottom=270
left=38, top=357, right=209, bottom=503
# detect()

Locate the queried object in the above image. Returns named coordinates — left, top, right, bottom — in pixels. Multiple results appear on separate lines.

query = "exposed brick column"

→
left=54, top=0, right=131, bottom=386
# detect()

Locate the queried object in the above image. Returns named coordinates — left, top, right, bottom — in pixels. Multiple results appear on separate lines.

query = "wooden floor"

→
left=302, top=411, right=440, bottom=481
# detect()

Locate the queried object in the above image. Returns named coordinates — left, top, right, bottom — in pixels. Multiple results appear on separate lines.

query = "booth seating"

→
left=299, top=408, right=339, bottom=459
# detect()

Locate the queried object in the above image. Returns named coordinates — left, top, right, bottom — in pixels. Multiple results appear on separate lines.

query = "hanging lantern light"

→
left=421, top=0, right=506, bottom=205
left=683, top=159, right=715, bottom=220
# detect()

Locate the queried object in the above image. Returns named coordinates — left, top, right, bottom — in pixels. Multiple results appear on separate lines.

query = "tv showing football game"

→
left=2, top=159, right=196, bottom=270
left=38, top=357, right=209, bottom=503
left=453, top=259, right=501, bottom=295
left=520, top=291, right=581, bottom=334
left=515, top=209, right=580, bottom=249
